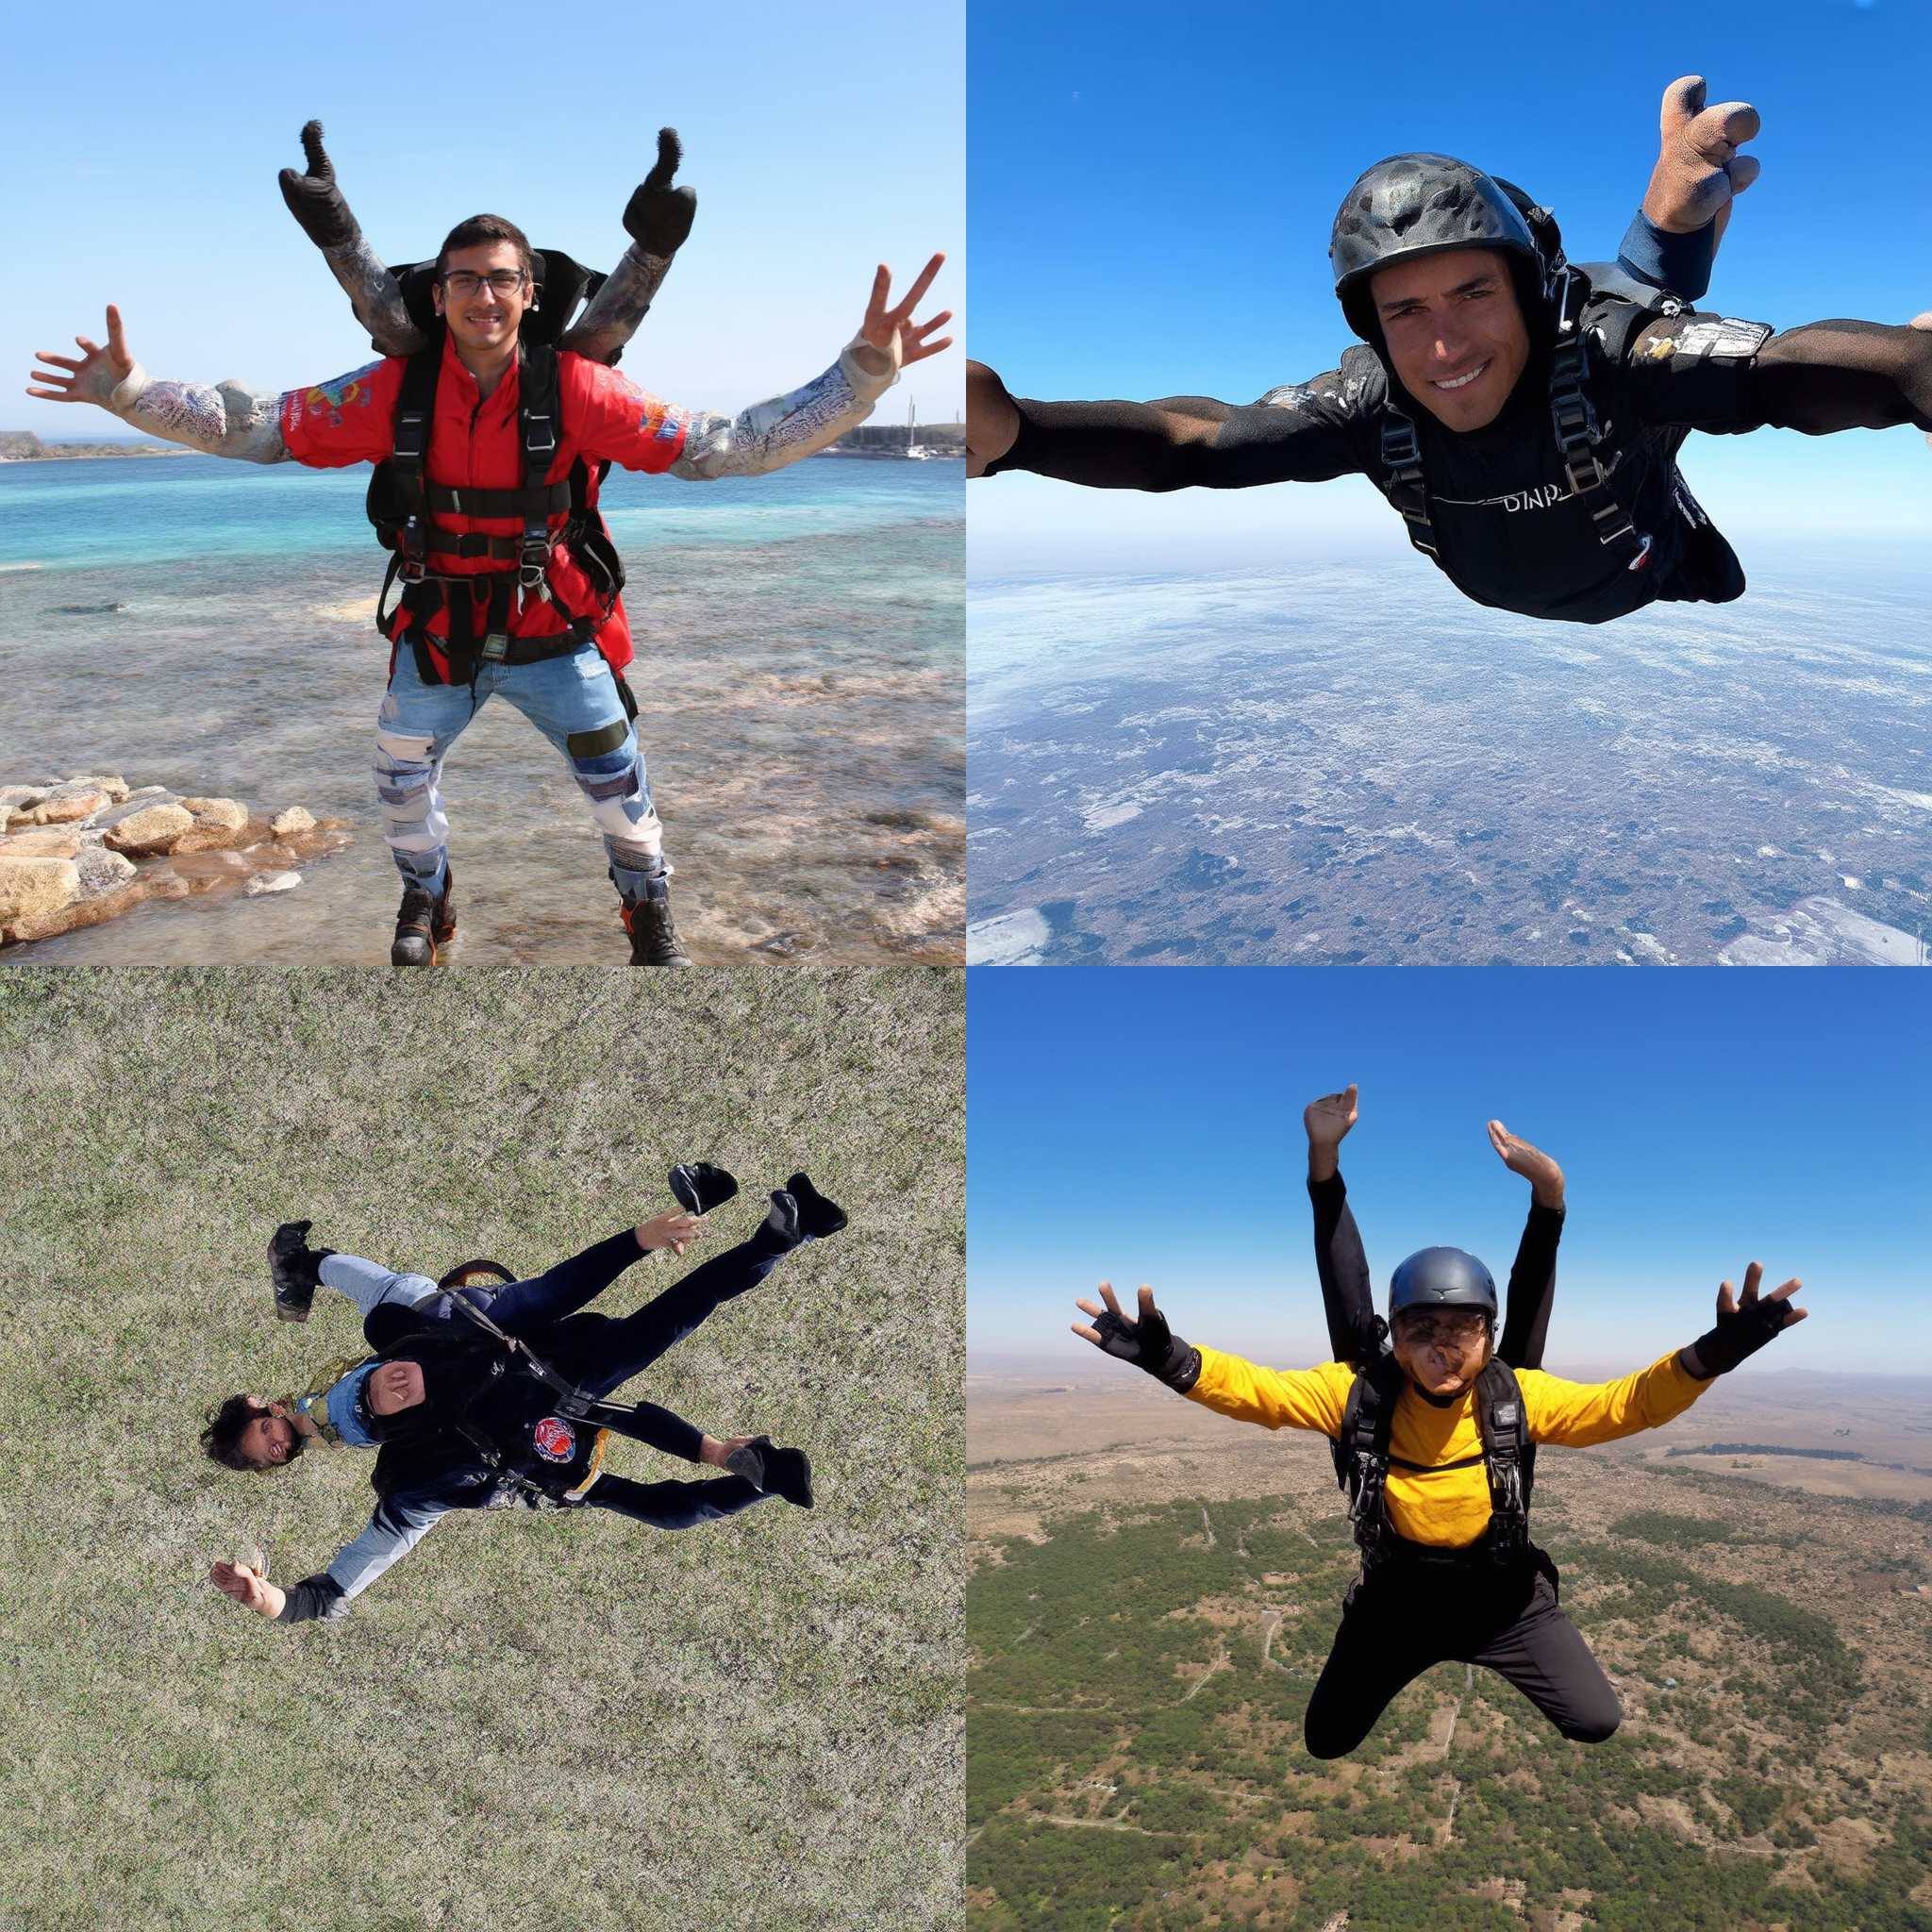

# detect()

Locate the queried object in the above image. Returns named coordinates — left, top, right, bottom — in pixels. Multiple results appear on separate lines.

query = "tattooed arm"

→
left=278, top=121, right=425, bottom=358
left=560, top=128, right=698, bottom=367
left=26, top=305, right=293, bottom=463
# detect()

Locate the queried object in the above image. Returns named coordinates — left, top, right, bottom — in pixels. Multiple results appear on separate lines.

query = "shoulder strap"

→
left=1474, top=1357, right=1532, bottom=1561
left=1548, top=268, right=1653, bottom=573
left=1337, top=1354, right=1403, bottom=1563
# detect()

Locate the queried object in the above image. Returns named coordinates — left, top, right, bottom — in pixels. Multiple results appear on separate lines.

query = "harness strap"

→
left=1378, top=408, right=1438, bottom=560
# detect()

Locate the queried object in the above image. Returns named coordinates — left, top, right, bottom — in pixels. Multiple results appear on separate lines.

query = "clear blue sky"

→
left=967, top=969, right=1932, bottom=1374
left=970, top=0, right=1932, bottom=565
left=7, top=0, right=963, bottom=431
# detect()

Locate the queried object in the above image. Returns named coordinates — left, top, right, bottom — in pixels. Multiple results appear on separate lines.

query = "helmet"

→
left=1389, top=1246, right=1497, bottom=1321
left=1330, top=154, right=1556, bottom=343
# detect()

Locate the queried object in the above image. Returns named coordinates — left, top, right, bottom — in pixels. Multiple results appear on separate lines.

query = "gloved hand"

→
left=1072, top=1282, right=1202, bottom=1392
left=1641, top=76, right=1761, bottom=239
left=1685, top=1260, right=1805, bottom=1378
left=278, top=121, right=359, bottom=251
left=623, top=129, right=697, bottom=258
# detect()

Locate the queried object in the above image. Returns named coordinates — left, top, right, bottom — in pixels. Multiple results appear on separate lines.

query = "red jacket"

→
left=281, top=331, right=692, bottom=676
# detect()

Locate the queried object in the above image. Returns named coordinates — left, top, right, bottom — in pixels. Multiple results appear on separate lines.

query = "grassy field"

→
left=0, top=968, right=964, bottom=1931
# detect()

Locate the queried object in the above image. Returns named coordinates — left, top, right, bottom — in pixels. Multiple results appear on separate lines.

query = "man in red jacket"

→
left=30, top=221, right=950, bottom=965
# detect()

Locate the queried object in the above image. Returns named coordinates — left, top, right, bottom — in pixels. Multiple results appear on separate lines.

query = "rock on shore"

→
left=0, top=774, right=351, bottom=946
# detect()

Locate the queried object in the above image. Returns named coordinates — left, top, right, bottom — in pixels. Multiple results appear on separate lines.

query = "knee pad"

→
left=569, top=740, right=658, bottom=842
left=375, top=724, right=437, bottom=769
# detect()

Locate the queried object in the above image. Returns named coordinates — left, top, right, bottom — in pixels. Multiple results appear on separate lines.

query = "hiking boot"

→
left=391, top=867, right=456, bottom=968
left=620, top=883, right=692, bottom=968
left=269, top=1220, right=330, bottom=1324
left=670, top=1162, right=739, bottom=1216
left=785, top=1173, right=848, bottom=1241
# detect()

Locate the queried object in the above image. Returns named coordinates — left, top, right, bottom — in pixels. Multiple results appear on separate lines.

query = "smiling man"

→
left=29, top=146, right=953, bottom=965
left=969, top=79, right=1932, bottom=626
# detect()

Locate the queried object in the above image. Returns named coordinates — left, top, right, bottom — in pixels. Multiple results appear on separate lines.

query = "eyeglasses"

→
left=1397, top=1313, right=1490, bottom=1347
left=440, top=270, right=528, bottom=297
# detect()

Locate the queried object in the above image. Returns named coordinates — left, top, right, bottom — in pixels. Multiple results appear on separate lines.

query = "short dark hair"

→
left=435, top=214, right=535, bottom=282
left=202, top=1393, right=271, bottom=1473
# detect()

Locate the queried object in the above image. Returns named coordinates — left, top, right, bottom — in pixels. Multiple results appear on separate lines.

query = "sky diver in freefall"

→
left=27, top=125, right=955, bottom=968
left=1072, top=1133, right=1809, bottom=1757
left=969, top=79, right=1932, bottom=626
left=201, top=1164, right=847, bottom=1629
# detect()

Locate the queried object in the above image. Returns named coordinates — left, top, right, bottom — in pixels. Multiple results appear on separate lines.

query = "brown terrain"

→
left=966, top=1361, right=1932, bottom=1930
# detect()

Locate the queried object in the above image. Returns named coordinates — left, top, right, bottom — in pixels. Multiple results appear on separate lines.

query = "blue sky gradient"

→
left=8, top=1, right=964, bottom=432
left=967, top=969, right=1932, bottom=1373
left=969, top=0, right=1931, bottom=564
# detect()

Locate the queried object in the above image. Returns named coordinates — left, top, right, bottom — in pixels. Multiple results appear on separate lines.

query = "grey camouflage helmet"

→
left=1331, top=153, right=1549, bottom=342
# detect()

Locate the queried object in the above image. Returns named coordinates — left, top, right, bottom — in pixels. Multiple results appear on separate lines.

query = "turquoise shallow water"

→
left=0, top=453, right=963, bottom=964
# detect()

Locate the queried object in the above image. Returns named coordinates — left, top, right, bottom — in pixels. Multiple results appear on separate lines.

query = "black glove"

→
left=278, top=120, right=358, bottom=250
left=1688, top=1293, right=1797, bottom=1378
left=1091, top=1297, right=1202, bottom=1393
left=623, top=128, right=697, bottom=258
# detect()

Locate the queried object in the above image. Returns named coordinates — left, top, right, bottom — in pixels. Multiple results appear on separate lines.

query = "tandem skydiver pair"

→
left=202, top=1163, right=848, bottom=1628
left=1074, top=1083, right=1807, bottom=1757
left=971, top=77, right=1931, bottom=625
left=28, top=125, right=955, bottom=967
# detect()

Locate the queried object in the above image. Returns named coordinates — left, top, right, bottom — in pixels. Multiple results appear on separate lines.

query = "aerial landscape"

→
left=967, top=554, right=1932, bottom=968
left=966, top=1362, right=1932, bottom=1930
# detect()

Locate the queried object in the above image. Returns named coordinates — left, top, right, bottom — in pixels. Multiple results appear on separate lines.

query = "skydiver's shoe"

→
left=758, top=1190, right=802, bottom=1255
left=269, top=1220, right=331, bottom=1324
left=784, top=1173, right=848, bottom=1241
left=670, top=1162, right=739, bottom=1217
left=619, top=880, right=691, bottom=968
left=724, top=1438, right=768, bottom=1491
left=760, top=1441, right=814, bottom=1509
left=391, top=867, right=456, bottom=968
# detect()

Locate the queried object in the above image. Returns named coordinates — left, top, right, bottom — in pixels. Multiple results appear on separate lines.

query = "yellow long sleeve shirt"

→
left=1187, top=1345, right=1710, bottom=1549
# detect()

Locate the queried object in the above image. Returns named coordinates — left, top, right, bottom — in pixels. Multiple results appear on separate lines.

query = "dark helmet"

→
left=1330, top=154, right=1557, bottom=343
left=1389, top=1246, right=1497, bottom=1322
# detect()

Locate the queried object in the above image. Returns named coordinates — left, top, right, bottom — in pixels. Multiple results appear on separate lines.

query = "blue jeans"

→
left=373, top=642, right=663, bottom=900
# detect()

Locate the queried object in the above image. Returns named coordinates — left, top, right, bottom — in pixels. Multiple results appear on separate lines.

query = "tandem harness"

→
left=1331, top=1354, right=1534, bottom=1572
left=1377, top=267, right=1667, bottom=576
left=355, top=1261, right=642, bottom=1508
left=368, top=339, right=630, bottom=691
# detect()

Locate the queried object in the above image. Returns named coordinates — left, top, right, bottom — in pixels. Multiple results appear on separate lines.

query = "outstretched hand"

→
left=1643, top=75, right=1762, bottom=239
left=623, top=128, right=698, bottom=258
left=1684, top=1259, right=1806, bottom=1378
left=1487, top=1120, right=1565, bottom=1209
left=967, top=359, right=1020, bottom=477
left=859, top=255, right=953, bottom=370
left=1305, top=1084, right=1359, bottom=1152
left=1713, top=1259, right=1806, bottom=1329
left=1074, top=1281, right=1166, bottom=1360
left=637, top=1209, right=705, bottom=1257
left=208, top=1560, right=287, bottom=1622
left=26, top=306, right=134, bottom=408
left=277, top=119, right=358, bottom=250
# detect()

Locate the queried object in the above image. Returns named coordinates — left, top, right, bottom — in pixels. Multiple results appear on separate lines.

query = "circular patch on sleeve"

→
left=533, top=1416, right=577, bottom=1463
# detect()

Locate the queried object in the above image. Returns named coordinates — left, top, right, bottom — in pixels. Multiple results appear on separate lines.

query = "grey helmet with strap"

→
left=1328, top=152, right=1654, bottom=575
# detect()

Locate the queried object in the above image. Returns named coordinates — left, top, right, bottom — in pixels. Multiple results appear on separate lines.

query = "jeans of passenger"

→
left=372, top=641, right=662, bottom=899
